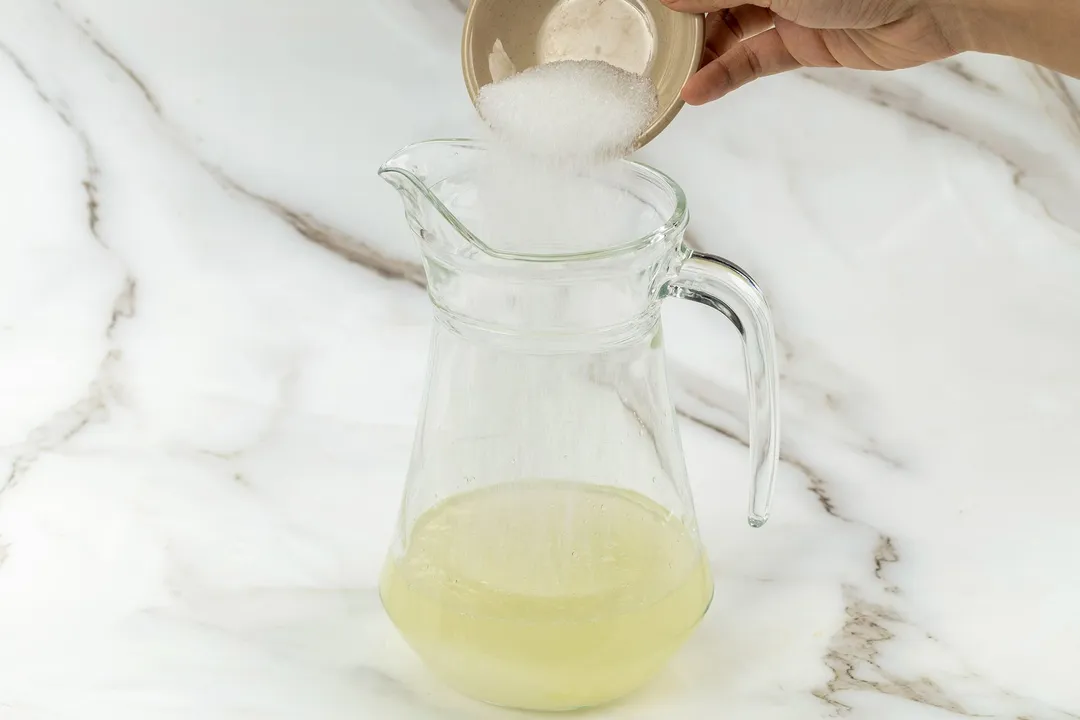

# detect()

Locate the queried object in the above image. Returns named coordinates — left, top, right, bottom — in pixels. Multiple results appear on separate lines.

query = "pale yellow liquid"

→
left=380, top=481, right=713, bottom=711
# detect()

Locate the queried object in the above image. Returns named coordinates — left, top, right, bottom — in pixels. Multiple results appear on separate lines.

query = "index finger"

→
left=660, top=0, right=769, bottom=11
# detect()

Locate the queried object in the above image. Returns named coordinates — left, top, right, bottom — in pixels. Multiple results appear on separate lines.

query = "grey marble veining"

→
left=0, top=0, right=1077, bottom=717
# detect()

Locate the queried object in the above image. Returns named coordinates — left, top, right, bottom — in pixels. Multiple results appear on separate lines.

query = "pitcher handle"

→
left=664, top=251, right=781, bottom=528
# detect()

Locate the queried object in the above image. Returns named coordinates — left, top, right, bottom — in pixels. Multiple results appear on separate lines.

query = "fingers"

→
left=702, top=6, right=775, bottom=62
left=773, top=16, right=843, bottom=68
left=662, top=0, right=767, bottom=12
left=682, top=28, right=801, bottom=104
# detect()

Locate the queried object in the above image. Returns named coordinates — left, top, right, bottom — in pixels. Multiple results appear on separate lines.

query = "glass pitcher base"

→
left=379, top=480, right=714, bottom=711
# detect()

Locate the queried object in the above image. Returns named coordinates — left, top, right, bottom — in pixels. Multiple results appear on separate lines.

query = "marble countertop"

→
left=1, top=0, right=1079, bottom=718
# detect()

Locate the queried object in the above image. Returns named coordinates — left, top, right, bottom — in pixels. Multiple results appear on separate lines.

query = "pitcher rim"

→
left=378, top=138, right=689, bottom=264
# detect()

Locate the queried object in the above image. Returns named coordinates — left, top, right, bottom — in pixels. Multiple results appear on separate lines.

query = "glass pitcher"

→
left=377, top=140, right=780, bottom=712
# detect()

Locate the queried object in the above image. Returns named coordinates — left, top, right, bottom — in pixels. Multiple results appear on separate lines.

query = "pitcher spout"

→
left=379, top=138, right=688, bottom=270
left=378, top=142, right=440, bottom=240
left=379, top=140, right=486, bottom=253
left=378, top=139, right=467, bottom=194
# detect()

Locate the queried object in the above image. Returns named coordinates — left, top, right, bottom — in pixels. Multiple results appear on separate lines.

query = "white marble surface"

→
left=1, top=0, right=1079, bottom=717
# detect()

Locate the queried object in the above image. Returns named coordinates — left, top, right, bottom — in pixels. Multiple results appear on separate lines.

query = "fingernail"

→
left=681, top=80, right=712, bottom=105
left=680, top=86, right=704, bottom=106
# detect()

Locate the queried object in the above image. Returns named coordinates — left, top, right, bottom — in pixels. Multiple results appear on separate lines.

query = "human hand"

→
left=661, top=0, right=960, bottom=104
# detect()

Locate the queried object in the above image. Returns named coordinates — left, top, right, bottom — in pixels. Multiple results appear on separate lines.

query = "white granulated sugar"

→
left=467, top=150, right=655, bottom=254
left=477, top=60, right=658, bottom=164
left=489, top=39, right=517, bottom=83
left=462, top=59, right=660, bottom=256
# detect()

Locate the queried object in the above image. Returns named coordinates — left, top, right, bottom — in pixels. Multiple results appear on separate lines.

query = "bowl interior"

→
left=462, top=0, right=703, bottom=150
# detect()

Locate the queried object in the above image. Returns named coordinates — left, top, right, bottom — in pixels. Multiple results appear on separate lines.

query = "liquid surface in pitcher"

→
left=379, top=480, right=713, bottom=711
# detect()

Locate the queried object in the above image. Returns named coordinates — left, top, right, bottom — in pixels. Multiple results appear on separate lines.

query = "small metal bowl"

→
left=462, top=0, right=704, bottom=150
